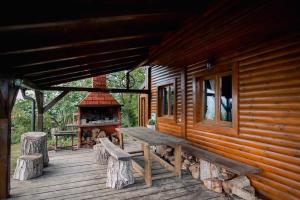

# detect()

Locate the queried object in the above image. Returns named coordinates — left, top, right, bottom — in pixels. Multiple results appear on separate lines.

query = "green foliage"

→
left=11, top=68, right=145, bottom=143
left=11, top=99, right=32, bottom=144
left=107, top=67, right=145, bottom=127
left=148, top=119, right=156, bottom=125
left=43, top=78, right=91, bottom=132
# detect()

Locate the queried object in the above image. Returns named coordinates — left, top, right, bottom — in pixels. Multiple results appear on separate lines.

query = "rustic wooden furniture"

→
left=93, top=143, right=110, bottom=165
left=0, top=1, right=299, bottom=199
left=9, top=143, right=224, bottom=199
left=116, top=127, right=186, bottom=186
left=53, top=131, right=77, bottom=151
left=21, top=132, right=49, bottom=167
left=181, top=143, right=261, bottom=175
left=99, top=138, right=134, bottom=189
left=13, top=153, right=43, bottom=181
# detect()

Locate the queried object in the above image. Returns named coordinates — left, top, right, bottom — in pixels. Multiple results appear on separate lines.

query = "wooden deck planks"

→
left=9, top=139, right=222, bottom=200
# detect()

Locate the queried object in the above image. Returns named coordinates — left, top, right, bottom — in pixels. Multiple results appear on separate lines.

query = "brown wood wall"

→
left=151, top=65, right=183, bottom=137
left=148, top=1, right=300, bottom=199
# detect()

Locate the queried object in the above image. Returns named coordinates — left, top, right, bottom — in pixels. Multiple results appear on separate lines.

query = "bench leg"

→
left=174, top=144, right=182, bottom=178
left=142, top=143, right=152, bottom=186
left=106, top=157, right=134, bottom=189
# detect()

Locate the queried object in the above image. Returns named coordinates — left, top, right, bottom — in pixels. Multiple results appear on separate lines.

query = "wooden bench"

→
left=99, top=138, right=134, bottom=189
left=181, top=143, right=261, bottom=175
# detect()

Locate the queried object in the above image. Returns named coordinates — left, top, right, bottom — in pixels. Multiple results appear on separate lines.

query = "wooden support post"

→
left=180, top=67, right=187, bottom=138
left=142, top=143, right=152, bottom=186
left=0, top=79, right=18, bottom=199
left=147, top=66, right=152, bottom=121
left=43, top=91, right=68, bottom=113
left=35, top=91, right=44, bottom=131
left=174, top=144, right=182, bottom=178
left=118, top=131, right=124, bottom=149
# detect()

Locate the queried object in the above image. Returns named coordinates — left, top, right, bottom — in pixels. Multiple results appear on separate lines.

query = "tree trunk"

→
left=13, top=153, right=43, bottom=180
left=106, top=157, right=134, bottom=189
left=93, top=144, right=110, bottom=165
left=21, top=132, right=49, bottom=167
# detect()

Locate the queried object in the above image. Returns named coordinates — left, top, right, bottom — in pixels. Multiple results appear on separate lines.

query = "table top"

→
left=116, top=127, right=186, bottom=146
left=53, top=130, right=77, bottom=136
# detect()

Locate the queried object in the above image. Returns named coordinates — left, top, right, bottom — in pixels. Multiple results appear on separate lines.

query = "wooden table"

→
left=116, top=127, right=186, bottom=186
left=53, top=131, right=77, bottom=151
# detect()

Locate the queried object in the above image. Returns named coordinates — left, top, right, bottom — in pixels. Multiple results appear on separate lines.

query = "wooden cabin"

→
left=0, top=0, right=299, bottom=199
left=137, top=1, right=300, bottom=199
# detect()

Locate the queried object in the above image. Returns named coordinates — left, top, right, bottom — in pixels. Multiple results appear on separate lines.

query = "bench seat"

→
left=99, top=138, right=134, bottom=189
left=181, top=143, right=261, bottom=175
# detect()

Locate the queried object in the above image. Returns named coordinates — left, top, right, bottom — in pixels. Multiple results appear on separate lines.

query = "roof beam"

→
left=21, top=54, right=145, bottom=77
left=40, top=86, right=149, bottom=94
left=0, top=1, right=202, bottom=26
left=1, top=33, right=163, bottom=56
left=43, top=91, right=69, bottom=113
left=0, top=13, right=179, bottom=53
left=31, top=60, right=139, bottom=82
left=38, top=64, right=136, bottom=86
left=1, top=34, right=160, bottom=71
left=12, top=47, right=147, bottom=69
left=3, top=47, right=148, bottom=69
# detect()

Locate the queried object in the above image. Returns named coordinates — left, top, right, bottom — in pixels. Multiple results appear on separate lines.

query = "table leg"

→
left=71, top=135, right=74, bottom=150
left=174, top=144, right=182, bottom=178
left=55, top=135, right=58, bottom=151
left=142, top=143, right=152, bottom=186
left=118, top=132, right=124, bottom=149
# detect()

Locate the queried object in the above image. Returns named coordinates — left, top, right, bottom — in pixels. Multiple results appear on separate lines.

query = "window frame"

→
left=193, top=63, right=238, bottom=135
left=156, top=79, right=177, bottom=121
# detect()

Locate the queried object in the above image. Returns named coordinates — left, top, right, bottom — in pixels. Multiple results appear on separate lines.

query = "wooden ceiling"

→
left=0, top=0, right=211, bottom=87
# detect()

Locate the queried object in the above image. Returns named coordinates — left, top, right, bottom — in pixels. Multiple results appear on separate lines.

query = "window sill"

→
left=194, top=122, right=238, bottom=136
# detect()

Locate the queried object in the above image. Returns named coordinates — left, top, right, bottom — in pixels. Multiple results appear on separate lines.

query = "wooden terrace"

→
left=9, top=138, right=224, bottom=200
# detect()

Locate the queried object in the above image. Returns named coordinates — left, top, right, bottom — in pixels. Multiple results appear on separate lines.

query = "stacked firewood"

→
left=91, top=128, right=106, bottom=144
left=155, top=145, right=175, bottom=163
left=111, top=133, right=119, bottom=145
left=155, top=145, right=257, bottom=200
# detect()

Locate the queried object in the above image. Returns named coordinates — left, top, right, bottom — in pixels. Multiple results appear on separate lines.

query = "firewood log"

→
left=222, top=176, right=250, bottom=194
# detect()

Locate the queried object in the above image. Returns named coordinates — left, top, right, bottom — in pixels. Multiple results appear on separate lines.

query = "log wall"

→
left=151, top=65, right=183, bottom=137
left=148, top=1, right=300, bottom=199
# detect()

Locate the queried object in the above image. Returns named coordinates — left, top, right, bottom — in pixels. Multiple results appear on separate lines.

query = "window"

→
left=220, top=75, right=232, bottom=122
left=203, top=79, right=216, bottom=121
left=194, top=65, right=237, bottom=133
left=200, top=74, right=232, bottom=125
left=158, top=84, right=175, bottom=117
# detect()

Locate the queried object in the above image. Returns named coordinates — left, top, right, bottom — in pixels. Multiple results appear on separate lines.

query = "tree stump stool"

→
left=13, top=153, right=43, bottom=180
left=99, top=138, right=134, bottom=189
left=93, top=143, right=110, bottom=165
left=21, top=132, right=49, bottom=167
left=106, top=156, right=135, bottom=189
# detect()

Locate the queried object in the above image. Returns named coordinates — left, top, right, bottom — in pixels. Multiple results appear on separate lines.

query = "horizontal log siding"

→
left=151, top=65, right=182, bottom=137
left=148, top=1, right=300, bottom=199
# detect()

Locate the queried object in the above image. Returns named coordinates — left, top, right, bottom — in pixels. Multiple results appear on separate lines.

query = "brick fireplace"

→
left=77, top=75, right=121, bottom=148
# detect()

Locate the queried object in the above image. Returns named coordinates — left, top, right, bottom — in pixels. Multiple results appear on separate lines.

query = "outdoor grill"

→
left=77, top=75, right=121, bottom=148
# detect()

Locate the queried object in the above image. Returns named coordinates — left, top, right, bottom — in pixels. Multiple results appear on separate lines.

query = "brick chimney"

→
left=79, top=75, right=119, bottom=106
left=92, top=75, right=106, bottom=88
